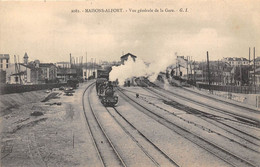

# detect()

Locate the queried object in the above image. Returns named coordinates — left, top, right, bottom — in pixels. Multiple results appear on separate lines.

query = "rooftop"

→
left=121, top=53, right=137, bottom=59
left=224, top=57, right=248, bottom=61
left=0, top=54, right=10, bottom=59
left=56, top=62, right=70, bottom=64
left=39, top=63, right=56, bottom=68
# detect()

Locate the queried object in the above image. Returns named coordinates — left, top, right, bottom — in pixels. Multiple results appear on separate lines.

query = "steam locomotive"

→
left=96, top=69, right=118, bottom=107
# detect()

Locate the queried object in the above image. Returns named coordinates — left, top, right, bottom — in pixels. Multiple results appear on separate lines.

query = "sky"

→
left=0, top=0, right=259, bottom=64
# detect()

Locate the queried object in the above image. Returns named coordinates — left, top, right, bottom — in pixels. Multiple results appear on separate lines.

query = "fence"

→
left=0, top=83, right=67, bottom=95
left=197, top=84, right=260, bottom=94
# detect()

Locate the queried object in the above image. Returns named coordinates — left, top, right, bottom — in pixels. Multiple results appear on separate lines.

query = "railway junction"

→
left=0, top=79, right=260, bottom=167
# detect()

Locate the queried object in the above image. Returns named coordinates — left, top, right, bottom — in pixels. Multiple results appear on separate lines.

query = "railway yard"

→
left=0, top=80, right=260, bottom=167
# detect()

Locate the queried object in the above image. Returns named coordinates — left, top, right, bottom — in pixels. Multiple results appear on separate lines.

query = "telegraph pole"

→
left=69, top=53, right=71, bottom=67
left=193, top=61, right=196, bottom=84
left=94, top=58, right=96, bottom=78
left=207, top=51, right=211, bottom=90
left=176, top=61, right=178, bottom=76
left=254, top=47, right=256, bottom=93
left=249, top=47, right=250, bottom=85
left=202, top=60, right=204, bottom=82
left=190, top=57, right=193, bottom=80
left=218, top=59, right=221, bottom=85
left=86, top=52, right=88, bottom=80
left=186, top=56, right=189, bottom=80
left=240, top=65, right=242, bottom=86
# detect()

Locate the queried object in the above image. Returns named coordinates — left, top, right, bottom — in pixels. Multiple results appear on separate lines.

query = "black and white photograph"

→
left=0, top=0, right=260, bottom=166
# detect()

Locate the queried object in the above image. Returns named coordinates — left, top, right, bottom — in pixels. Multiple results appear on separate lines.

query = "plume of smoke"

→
left=148, top=54, right=176, bottom=81
left=109, top=55, right=177, bottom=85
left=109, top=58, right=149, bottom=85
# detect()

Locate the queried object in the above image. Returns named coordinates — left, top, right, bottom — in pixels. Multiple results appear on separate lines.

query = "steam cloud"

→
left=109, top=55, right=176, bottom=85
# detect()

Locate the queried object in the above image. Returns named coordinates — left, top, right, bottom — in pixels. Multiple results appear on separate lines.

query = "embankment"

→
left=0, top=90, right=46, bottom=116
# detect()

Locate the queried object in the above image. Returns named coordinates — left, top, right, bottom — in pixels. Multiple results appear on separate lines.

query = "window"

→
left=6, top=59, right=9, bottom=63
left=0, top=59, right=2, bottom=63
left=0, top=64, right=2, bottom=68
left=6, top=64, right=8, bottom=68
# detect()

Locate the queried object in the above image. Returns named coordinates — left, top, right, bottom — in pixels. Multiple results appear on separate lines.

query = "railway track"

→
left=141, top=89, right=260, bottom=153
left=121, top=86, right=260, bottom=151
left=104, top=106, right=179, bottom=167
left=182, top=87, right=260, bottom=113
left=82, top=83, right=126, bottom=167
left=138, top=78, right=260, bottom=127
left=145, top=86, right=260, bottom=141
left=123, top=84, right=260, bottom=145
left=142, top=87, right=260, bottom=148
left=117, top=87, right=258, bottom=167
left=151, top=86, right=260, bottom=128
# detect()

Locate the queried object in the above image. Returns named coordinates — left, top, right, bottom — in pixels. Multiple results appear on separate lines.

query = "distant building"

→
left=255, top=67, right=260, bottom=87
left=0, top=54, right=10, bottom=83
left=57, top=68, right=77, bottom=82
left=38, top=63, right=57, bottom=83
left=0, top=54, right=10, bottom=71
left=222, top=57, right=249, bottom=66
left=222, top=66, right=235, bottom=85
left=253, top=57, right=260, bottom=66
left=120, top=53, right=137, bottom=64
left=7, top=62, right=38, bottom=84
left=56, top=62, right=71, bottom=69
left=250, top=66, right=260, bottom=87
left=82, top=68, right=97, bottom=80
left=55, top=62, right=77, bottom=82
left=6, top=53, right=57, bottom=84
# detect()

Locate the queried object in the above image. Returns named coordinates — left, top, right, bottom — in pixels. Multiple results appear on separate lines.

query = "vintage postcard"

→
left=0, top=0, right=260, bottom=167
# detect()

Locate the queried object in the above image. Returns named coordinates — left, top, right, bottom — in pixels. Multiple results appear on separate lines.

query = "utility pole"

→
left=86, top=52, right=88, bottom=79
left=207, top=51, right=211, bottom=89
left=249, top=47, right=250, bottom=85
left=254, top=47, right=256, bottom=93
left=94, top=58, right=96, bottom=78
left=202, top=61, right=204, bottom=82
left=91, top=58, right=93, bottom=77
left=88, top=58, right=91, bottom=78
left=190, top=57, right=193, bottom=80
left=81, top=56, right=83, bottom=67
left=193, top=61, right=196, bottom=84
left=70, top=53, right=71, bottom=68
left=190, top=56, right=193, bottom=75
left=240, top=65, right=242, bottom=86
left=186, top=56, right=189, bottom=80
left=14, top=55, right=17, bottom=81
left=217, top=60, right=219, bottom=85
left=176, top=61, right=178, bottom=76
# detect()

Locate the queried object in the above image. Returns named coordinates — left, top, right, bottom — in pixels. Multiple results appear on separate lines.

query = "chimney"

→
left=23, top=52, right=29, bottom=64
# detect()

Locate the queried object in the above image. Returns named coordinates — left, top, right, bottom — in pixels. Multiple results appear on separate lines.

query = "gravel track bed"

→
left=118, top=87, right=258, bottom=167
left=84, top=84, right=124, bottom=167
left=147, top=87, right=260, bottom=139
left=153, top=86, right=260, bottom=126
left=141, top=88, right=260, bottom=151
left=89, top=85, right=158, bottom=167
left=117, top=88, right=231, bottom=167
left=106, top=106, right=179, bottom=167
